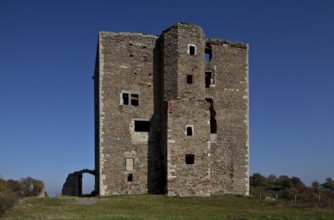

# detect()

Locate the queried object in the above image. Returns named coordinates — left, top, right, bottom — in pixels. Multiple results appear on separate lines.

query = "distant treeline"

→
left=0, top=177, right=45, bottom=216
left=250, top=173, right=334, bottom=208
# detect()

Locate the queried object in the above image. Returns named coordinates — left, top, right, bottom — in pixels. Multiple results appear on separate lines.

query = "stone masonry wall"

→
left=205, top=40, right=249, bottom=195
left=95, top=22, right=249, bottom=196
left=97, top=32, right=161, bottom=195
left=165, top=100, right=211, bottom=196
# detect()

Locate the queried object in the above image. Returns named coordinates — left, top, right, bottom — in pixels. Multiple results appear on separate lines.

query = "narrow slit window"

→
left=187, top=75, right=193, bottom=84
left=122, top=93, right=129, bottom=105
left=134, top=120, right=150, bottom=132
left=131, top=94, right=139, bottom=106
left=205, top=72, right=212, bottom=88
left=127, top=173, right=133, bottom=182
left=185, top=154, right=195, bottom=165
left=186, top=126, right=193, bottom=136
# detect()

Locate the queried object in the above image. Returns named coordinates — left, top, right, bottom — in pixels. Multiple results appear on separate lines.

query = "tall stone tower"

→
left=94, top=22, right=249, bottom=196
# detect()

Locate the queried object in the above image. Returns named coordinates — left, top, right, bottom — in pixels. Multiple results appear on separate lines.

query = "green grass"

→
left=3, top=195, right=334, bottom=220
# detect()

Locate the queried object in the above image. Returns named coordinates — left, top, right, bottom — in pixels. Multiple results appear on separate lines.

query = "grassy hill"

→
left=3, top=195, right=334, bottom=220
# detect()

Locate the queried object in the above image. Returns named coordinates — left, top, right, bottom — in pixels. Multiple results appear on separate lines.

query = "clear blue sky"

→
left=0, top=0, right=333, bottom=196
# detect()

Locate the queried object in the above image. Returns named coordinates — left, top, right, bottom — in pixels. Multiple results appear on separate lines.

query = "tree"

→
left=312, top=181, right=320, bottom=193
left=20, top=177, right=45, bottom=197
left=277, top=175, right=293, bottom=189
left=267, top=174, right=277, bottom=185
left=250, top=173, right=267, bottom=186
left=291, top=176, right=305, bottom=188
left=6, top=179, right=20, bottom=195
left=0, top=178, right=7, bottom=193
left=324, top=177, right=334, bottom=191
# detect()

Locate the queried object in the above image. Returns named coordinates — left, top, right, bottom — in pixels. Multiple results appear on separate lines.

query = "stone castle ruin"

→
left=63, top=22, right=249, bottom=197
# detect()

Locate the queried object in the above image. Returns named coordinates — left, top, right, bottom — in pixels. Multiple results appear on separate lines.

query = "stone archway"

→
left=62, top=169, right=96, bottom=196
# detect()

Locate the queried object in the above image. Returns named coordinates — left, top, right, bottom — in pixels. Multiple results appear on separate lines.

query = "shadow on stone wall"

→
left=147, top=37, right=166, bottom=194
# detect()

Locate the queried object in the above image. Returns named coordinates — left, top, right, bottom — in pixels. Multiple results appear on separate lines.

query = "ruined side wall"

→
left=97, top=32, right=159, bottom=195
left=205, top=40, right=249, bottom=195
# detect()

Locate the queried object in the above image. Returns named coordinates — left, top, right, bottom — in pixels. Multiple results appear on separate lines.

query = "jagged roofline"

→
left=162, top=22, right=205, bottom=36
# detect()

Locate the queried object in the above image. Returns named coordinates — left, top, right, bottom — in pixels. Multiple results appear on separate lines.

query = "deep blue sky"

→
left=0, top=0, right=333, bottom=196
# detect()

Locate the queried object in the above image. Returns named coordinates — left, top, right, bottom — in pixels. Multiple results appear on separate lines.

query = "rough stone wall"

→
left=162, top=23, right=211, bottom=196
left=96, top=32, right=161, bottom=195
left=62, top=172, right=82, bottom=196
left=205, top=40, right=249, bottom=195
left=95, top=22, right=249, bottom=197
left=165, top=100, right=211, bottom=196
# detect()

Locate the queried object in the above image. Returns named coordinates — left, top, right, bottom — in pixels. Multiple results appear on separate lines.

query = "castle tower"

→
left=94, top=22, right=249, bottom=197
left=161, top=23, right=211, bottom=196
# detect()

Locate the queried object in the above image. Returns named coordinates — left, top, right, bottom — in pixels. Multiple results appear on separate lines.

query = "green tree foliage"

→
left=250, top=173, right=267, bottom=186
left=312, top=181, right=320, bottom=192
left=249, top=174, right=334, bottom=208
left=323, top=177, right=334, bottom=191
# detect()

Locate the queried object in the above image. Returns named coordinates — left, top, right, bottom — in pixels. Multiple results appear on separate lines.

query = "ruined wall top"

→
left=162, top=22, right=204, bottom=35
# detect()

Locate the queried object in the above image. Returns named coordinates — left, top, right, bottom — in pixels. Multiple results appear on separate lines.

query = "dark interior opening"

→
left=187, top=75, right=193, bottom=84
left=186, top=127, right=193, bottom=136
left=134, top=120, right=150, bottom=132
left=185, top=154, right=195, bottom=164
left=127, top=173, right=133, bottom=182
left=189, top=45, right=195, bottom=55
left=206, top=98, right=217, bottom=133
left=131, top=94, right=139, bottom=106
left=205, top=72, right=212, bottom=88
left=122, top=93, right=129, bottom=105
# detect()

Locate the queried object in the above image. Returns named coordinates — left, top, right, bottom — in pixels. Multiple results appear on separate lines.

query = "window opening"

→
left=206, top=98, right=217, bottom=133
left=205, top=47, right=212, bottom=62
left=134, top=120, right=150, bottom=132
left=205, top=72, right=213, bottom=88
left=127, top=173, right=133, bottom=182
left=121, top=92, right=139, bottom=106
left=122, top=93, right=129, bottom=105
left=186, top=126, right=193, bottom=136
left=185, top=154, right=195, bottom=164
left=187, top=75, right=193, bottom=84
left=188, top=44, right=196, bottom=56
left=131, top=94, right=139, bottom=106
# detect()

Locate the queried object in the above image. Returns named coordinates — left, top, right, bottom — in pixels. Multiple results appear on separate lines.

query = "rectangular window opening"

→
left=205, top=72, right=212, bottom=88
left=134, top=120, right=150, bottom=132
left=205, top=48, right=212, bottom=62
left=187, top=75, right=193, bottom=84
left=185, top=154, right=195, bottom=165
left=122, top=93, right=129, bottom=105
left=186, top=126, right=193, bottom=136
left=189, top=46, right=195, bottom=55
left=127, top=173, right=133, bottom=182
left=131, top=94, right=139, bottom=106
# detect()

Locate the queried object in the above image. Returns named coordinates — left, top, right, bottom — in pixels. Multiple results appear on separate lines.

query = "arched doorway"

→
left=62, top=169, right=96, bottom=196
